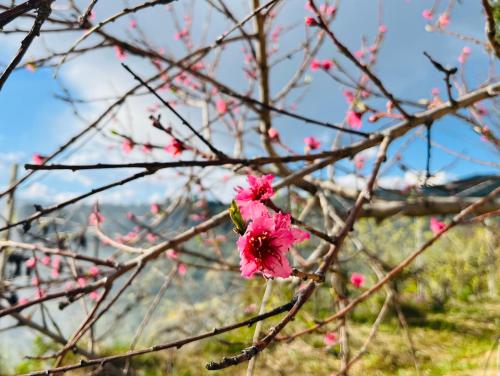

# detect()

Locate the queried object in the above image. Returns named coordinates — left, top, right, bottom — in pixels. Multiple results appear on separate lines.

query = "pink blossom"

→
left=31, top=276, right=40, bottom=286
left=166, top=249, right=178, bottom=259
left=165, top=138, right=185, bottom=157
left=354, top=50, right=365, bottom=59
left=343, top=89, right=355, bottom=104
left=324, top=332, right=338, bottom=346
left=346, top=110, right=363, bottom=129
left=305, top=16, right=317, bottom=27
left=26, top=63, right=36, bottom=72
left=146, top=233, right=157, bottom=243
left=65, top=282, right=74, bottom=290
left=379, top=24, right=387, bottom=33
left=320, top=4, right=336, bottom=16
left=268, top=128, right=280, bottom=141
left=122, top=138, right=134, bottom=154
left=32, top=153, right=46, bottom=165
left=129, top=19, right=137, bottom=29
left=321, top=59, right=333, bottom=70
left=18, top=297, right=29, bottom=305
left=350, top=272, right=365, bottom=288
left=51, top=268, right=60, bottom=278
left=304, top=136, right=321, bottom=151
left=354, top=155, right=365, bottom=169
left=114, top=45, right=126, bottom=61
left=235, top=174, right=274, bottom=220
left=422, top=9, right=433, bottom=20
left=89, top=291, right=100, bottom=301
left=25, top=257, right=37, bottom=269
left=178, top=263, right=187, bottom=276
left=77, top=277, right=87, bottom=288
left=142, top=143, right=153, bottom=153
left=430, top=217, right=446, bottom=235
left=216, top=99, right=228, bottom=114
left=150, top=203, right=160, bottom=215
left=88, top=266, right=100, bottom=277
left=126, top=212, right=135, bottom=221
left=310, top=59, right=322, bottom=71
left=431, top=87, right=440, bottom=96
left=438, top=13, right=450, bottom=28
left=41, top=256, right=51, bottom=266
left=51, top=255, right=61, bottom=270
left=237, top=212, right=309, bottom=278
left=36, top=289, right=46, bottom=299
left=88, top=212, right=105, bottom=226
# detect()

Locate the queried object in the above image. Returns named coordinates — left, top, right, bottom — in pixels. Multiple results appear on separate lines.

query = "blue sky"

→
left=0, top=0, right=498, bottom=205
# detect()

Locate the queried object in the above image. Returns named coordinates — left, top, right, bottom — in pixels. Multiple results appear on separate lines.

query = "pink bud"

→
left=88, top=266, right=100, bottom=277
left=304, top=16, right=317, bottom=27
left=150, top=203, right=160, bottom=215
left=422, top=9, right=433, bottom=20
left=350, top=272, right=365, bottom=288
left=25, top=257, right=37, bottom=269
left=178, top=263, right=187, bottom=276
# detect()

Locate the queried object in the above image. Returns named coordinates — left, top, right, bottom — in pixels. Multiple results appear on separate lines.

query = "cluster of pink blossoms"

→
left=234, top=174, right=310, bottom=279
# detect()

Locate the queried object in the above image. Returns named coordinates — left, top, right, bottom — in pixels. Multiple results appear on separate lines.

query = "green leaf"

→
left=229, top=200, right=247, bottom=235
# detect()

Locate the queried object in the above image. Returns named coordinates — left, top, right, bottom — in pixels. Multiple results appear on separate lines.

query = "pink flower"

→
left=438, top=13, right=450, bottom=28
left=129, top=19, right=137, bottom=29
left=350, top=272, right=365, bottom=288
left=310, top=59, right=322, bottom=71
left=41, top=255, right=51, bottom=266
left=122, top=138, right=134, bottom=154
left=142, top=143, right=153, bottom=153
left=26, top=62, right=36, bottom=72
left=304, top=136, right=321, bottom=151
left=51, top=268, right=60, bottom=278
left=26, top=257, right=37, bottom=269
left=236, top=174, right=275, bottom=220
left=126, top=212, right=135, bottom=221
left=321, top=59, right=334, bottom=70
left=324, top=332, right=338, bottom=346
left=31, top=276, right=40, bottom=286
left=65, top=282, right=74, bottom=290
left=305, top=16, right=317, bottom=27
left=343, top=89, right=355, bottom=104
left=77, top=277, right=87, bottom=288
left=216, top=99, right=228, bottom=115
left=268, top=128, right=280, bottom=141
left=354, top=50, right=364, bottom=59
left=89, top=212, right=105, bottom=226
left=178, top=263, right=187, bottom=276
left=346, top=110, right=362, bottom=129
left=431, top=87, right=440, bottom=96
left=88, top=266, right=100, bottom=277
left=430, top=217, right=446, bottom=235
left=114, top=45, right=127, bottom=61
left=89, top=291, right=100, bottom=301
left=51, top=255, right=61, bottom=270
left=422, top=9, right=433, bottom=20
left=150, top=203, right=160, bottom=215
left=379, top=24, right=387, bottom=33
left=165, top=138, right=185, bottom=157
left=166, top=249, right=178, bottom=259
left=237, top=212, right=309, bottom=278
left=32, top=153, right=46, bottom=165
left=354, top=155, right=365, bottom=169
left=18, top=297, right=29, bottom=305
left=146, top=233, right=157, bottom=243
